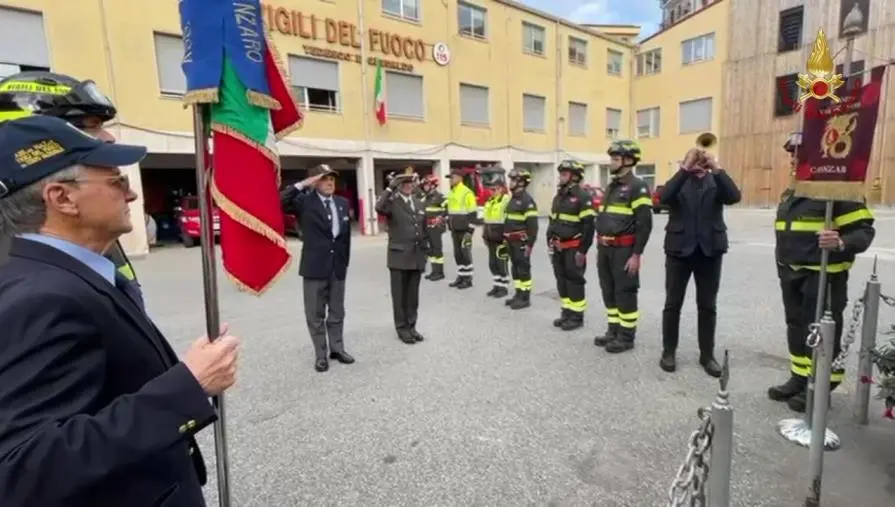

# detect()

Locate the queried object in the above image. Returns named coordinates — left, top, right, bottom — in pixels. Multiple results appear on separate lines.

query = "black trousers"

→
left=778, top=265, right=847, bottom=383
left=426, top=228, right=444, bottom=265
left=662, top=251, right=723, bottom=355
left=552, top=248, right=586, bottom=315
left=486, top=239, right=509, bottom=288
left=507, top=239, right=532, bottom=292
left=451, top=230, right=473, bottom=278
left=390, top=268, right=422, bottom=332
left=597, top=245, right=639, bottom=340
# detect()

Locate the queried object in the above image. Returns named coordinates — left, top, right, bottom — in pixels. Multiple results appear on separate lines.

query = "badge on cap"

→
left=14, top=140, right=64, bottom=168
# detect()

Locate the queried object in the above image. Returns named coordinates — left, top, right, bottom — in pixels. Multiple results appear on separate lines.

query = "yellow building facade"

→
left=0, top=0, right=645, bottom=256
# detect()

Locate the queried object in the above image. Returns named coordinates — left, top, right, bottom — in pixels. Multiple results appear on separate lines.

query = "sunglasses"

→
left=59, top=174, right=131, bottom=193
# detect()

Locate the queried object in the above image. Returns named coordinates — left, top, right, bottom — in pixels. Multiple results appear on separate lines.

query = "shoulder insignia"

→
left=640, top=187, right=649, bottom=195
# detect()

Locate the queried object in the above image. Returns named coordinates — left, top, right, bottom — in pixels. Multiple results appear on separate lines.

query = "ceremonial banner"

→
left=179, top=0, right=303, bottom=295
left=795, top=65, right=887, bottom=202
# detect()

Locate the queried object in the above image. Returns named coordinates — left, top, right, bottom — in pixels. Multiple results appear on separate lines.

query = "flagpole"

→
left=191, top=104, right=232, bottom=507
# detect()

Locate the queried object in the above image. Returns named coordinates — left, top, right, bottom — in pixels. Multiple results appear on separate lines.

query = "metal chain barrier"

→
left=667, top=407, right=714, bottom=507
left=833, top=298, right=864, bottom=370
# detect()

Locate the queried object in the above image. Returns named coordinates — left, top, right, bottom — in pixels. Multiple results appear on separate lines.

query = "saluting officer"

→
left=481, top=166, right=511, bottom=298
left=446, top=167, right=478, bottom=289
left=593, top=140, right=653, bottom=354
left=503, top=168, right=539, bottom=310
left=769, top=132, right=875, bottom=413
left=376, top=168, right=429, bottom=344
left=420, top=173, right=447, bottom=281
left=547, top=160, right=596, bottom=331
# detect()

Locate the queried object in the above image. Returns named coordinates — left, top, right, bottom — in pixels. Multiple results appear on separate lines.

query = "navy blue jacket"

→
left=0, top=238, right=216, bottom=507
left=281, top=186, right=352, bottom=280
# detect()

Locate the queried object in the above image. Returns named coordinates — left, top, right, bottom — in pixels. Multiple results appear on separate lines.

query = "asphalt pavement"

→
left=137, top=208, right=895, bottom=507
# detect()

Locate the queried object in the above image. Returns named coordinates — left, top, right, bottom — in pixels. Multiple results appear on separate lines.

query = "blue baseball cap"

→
left=0, top=115, right=147, bottom=198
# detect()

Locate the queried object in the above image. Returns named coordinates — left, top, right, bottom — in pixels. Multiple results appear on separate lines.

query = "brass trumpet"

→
left=696, top=132, right=717, bottom=149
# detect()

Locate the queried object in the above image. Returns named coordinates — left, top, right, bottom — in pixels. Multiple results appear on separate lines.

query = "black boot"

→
left=561, top=311, right=584, bottom=331
left=493, top=286, right=509, bottom=298
left=509, top=291, right=530, bottom=309
left=788, top=383, right=836, bottom=413
left=428, top=264, right=445, bottom=281
left=606, top=332, right=635, bottom=353
left=659, top=349, right=676, bottom=372
left=699, top=356, right=722, bottom=378
left=448, top=276, right=462, bottom=287
left=553, top=309, right=569, bottom=327
left=505, top=290, right=520, bottom=306
left=486, top=286, right=499, bottom=297
left=456, top=276, right=473, bottom=289
left=768, top=375, right=807, bottom=401
left=593, top=324, right=618, bottom=347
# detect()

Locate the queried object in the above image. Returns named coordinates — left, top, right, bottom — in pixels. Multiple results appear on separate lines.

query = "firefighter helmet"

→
left=607, top=139, right=642, bottom=163
left=421, top=173, right=439, bottom=187
left=508, top=167, right=532, bottom=185
left=783, top=132, right=802, bottom=153
left=557, top=160, right=585, bottom=179
left=479, top=164, right=506, bottom=188
left=0, top=71, right=116, bottom=127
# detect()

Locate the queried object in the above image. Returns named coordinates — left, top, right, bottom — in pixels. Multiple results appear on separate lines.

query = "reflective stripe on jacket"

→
left=446, top=183, right=477, bottom=232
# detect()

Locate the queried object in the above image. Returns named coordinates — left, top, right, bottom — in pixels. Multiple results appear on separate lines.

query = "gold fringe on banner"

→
left=265, top=32, right=305, bottom=138
left=182, top=88, right=219, bottom=108
left=211, top=123, right=279, bottom=167
left=246, top=90, right=282, bottom=111
left=793, top=181, right=867, bottom=203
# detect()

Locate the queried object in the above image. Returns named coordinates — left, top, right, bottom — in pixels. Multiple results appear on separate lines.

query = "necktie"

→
left=323, top=198, right=339, bottom=237
left=115, top=272, right=146, bottom=312
left=406, top=196, right=415, bottom=212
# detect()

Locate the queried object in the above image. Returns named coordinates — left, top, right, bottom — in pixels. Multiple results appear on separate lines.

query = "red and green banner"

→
left=179, top=0, right=302, bottom=295
left=374, top=58, right=387, bottom=125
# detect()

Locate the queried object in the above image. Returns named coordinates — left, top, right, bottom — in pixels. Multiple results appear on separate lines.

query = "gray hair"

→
left=0, top=165, right=84, bottom=236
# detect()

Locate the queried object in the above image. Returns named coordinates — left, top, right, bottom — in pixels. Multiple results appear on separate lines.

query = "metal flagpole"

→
left=191, top=104, right=232, bottom=507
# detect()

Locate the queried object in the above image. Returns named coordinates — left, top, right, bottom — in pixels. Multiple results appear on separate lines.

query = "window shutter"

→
left=522, top=94, right=545, bottom=131
left=679, top=98, right=712, bottom=133
left=0, top=8, right=50, bottom=68
left=386, top=72, right=425, bottom=118
left=460, top=84, right=489, bottom=125
left=154, top=34, right=187, bottom=94
left=289, top=56, right=339, bottom=91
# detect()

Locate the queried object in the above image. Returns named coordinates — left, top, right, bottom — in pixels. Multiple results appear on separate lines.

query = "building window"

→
left=0, top=8, right=50, bottom=75
left=154, top=33, right=188, bottom=96
left=636, top=49, right=662, bottom=76
left=522, top=22, right=545, bottom=55
left=605, top=107, right=622, bottom=139
left=607, top=50, right=623, bottom=75
left=522, top=94, right=546, bottom=132
left=288, top=56, right=340, bottom=112
left=386, top=71, right=425, bottom=119
left=458, top=2, right=487, bottom=40
left=635, top=164, right=656, bottom=189
left=568, top=102, right=587, bottom=137
left=679, top=97, right=712, bottom=133
left=459, top=83, right=489, bottom=126
left=774, top=73, right=799, bottom=117
left=778, top=6, right=804, bottom=53
left=568, top=37, right=587, bottom=66
left=636, top=107, right=660, bottom=138
left=681, top=33, right=715, bottom=65
left=836, top=60, right=866, bottom=92
left=382, top=0, right=419, bottom=22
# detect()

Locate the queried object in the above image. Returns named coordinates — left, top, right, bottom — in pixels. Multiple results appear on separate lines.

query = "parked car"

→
left=652, top=185, right=670, bottom=214
left=175, top=196, right=220, bottom=248
left=582, top=184, right=604, bottom=211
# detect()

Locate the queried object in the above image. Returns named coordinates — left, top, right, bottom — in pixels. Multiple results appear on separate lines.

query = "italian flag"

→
left=207, top=42, right=302, bottom=295
left=374, top=58, right=387, bottom=125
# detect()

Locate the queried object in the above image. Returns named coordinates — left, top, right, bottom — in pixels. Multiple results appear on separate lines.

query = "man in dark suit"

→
left=281, top=164, right=354, bottom=372
left=658, top=147, right=741, bottom=377
left=376, top=168, right=428, bottom=344
left=0, top=115, right=240, bottom=507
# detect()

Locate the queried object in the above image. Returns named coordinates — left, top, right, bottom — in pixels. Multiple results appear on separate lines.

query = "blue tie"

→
left=115, top=272, right=146, bottom=313
left=324, top=198, right=339, bottom=237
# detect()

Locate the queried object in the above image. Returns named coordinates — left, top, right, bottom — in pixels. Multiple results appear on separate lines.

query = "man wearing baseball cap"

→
left=0, top=115, right=241, bottom=507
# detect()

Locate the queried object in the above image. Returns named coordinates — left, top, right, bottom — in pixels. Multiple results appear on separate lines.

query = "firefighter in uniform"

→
left=503, top=168, right=539, bottom=310
left=593, top=140, right=653, bottom=353
left=446, top=167, right=477, bottom=289
left=481, top=166, right=511, bottom=297
left=547, top=160, right=596, bottom=331
left=0, top=71, right=142, bottom=297
left=420, top=174, right=447, bottom=281
left=769, top=131, right=875, bottom=413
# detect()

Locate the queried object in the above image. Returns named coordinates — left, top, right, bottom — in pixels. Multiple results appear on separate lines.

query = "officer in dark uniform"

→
left=769, top=132, right=875, bottom=412
left=0, top=71, right=142, bottom=300
left=547, top=160, right=596, bottom=331
left=503, top=168, right=539, bottom=310
left=481, top=166, right=511, bottom=298
left=593, top=140, right=653, bottom=353
left=376, top=168, right=428, bottom=344
left=420, top=173, right=447, bottom=281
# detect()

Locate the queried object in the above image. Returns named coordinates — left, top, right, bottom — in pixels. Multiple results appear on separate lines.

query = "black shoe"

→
left=606, top=338, right=635, bottom=353
left=699, top=356, right=722, bottom=378
left=397, top=331, right=416, bottom=344
left=553, top=310, right=569, bottom=327
left=659, top=351, right=676, bottom=372
left=486, top=286, right=499, bottom=297
left=509, top=292, right=530, bottom=309
left=787, top=391, right=807, bottom=413
left=410, top=329, right=425, bottom=342
left=768, top=376, right=807, bottom=401
left=457, top=277, right=473, bottom=290
left=593, top=328, right=616, bottom=347
left=448, top=277, right=462, bottom=287
left=505, top=292, right=520, bottom=306
left=493, top=286, right=509, bottom=298
left=560, top=315, right=584, bottom=331
left=329, top=351, right=355, bottom=364
left=424, top=271, right=433, bottom=280
left=428, top=272, right=445, bottom=281
left=314, top=358, right=329, bottom=372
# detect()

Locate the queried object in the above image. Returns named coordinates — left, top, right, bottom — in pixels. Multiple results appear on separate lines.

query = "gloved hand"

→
left=574, top=252, right=586, bottom=267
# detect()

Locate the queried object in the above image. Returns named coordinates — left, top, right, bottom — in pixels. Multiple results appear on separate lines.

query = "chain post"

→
left=855, top=258, right=881, bottom=425
left=707, top=351, right=733, bottom=507
left=668, top=407, right=713, bottom=507
left=804, top=309, right=837, bottom=507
